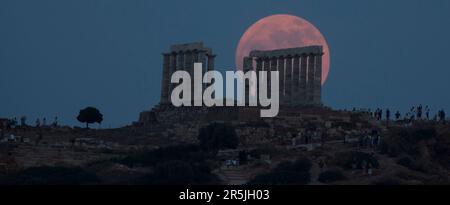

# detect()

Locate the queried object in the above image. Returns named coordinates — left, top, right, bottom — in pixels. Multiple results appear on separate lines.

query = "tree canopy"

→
left=77, top=107, right=103, bottom=128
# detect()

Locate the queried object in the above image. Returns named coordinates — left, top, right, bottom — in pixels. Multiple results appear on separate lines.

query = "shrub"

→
left=274, top=158, right=312, bottom=173
left=138, top=160, right=218, bottom=185
left=198, top=123, right=239, bottom=151
left=397, top=156, right=433, bottom=173
left=119, top=145, right=219, bottom=185
left=120, top=144, right=206, bottom=167
left=248, top=158, right=312, bottom=185
left=318, top=169, right=346, bottom=183
left=396, top=156, right=415, bottom=170
left=380, top=126, right=437, bottom=157
left=333, top=151, right=379, bottom=169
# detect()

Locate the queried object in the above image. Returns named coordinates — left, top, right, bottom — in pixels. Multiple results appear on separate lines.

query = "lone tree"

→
left=77, top=107, right=103, bottom=128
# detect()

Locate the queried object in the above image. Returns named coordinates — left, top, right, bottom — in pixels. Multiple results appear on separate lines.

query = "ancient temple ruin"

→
left=242, top=46, right=324, bottom=107
left=160, top=42, right=216, bottom=105
left=139, top=43, right=326, bottom=125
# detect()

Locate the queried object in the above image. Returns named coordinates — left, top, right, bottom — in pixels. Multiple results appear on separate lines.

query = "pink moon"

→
left=235, top=14, right=330, bottom=85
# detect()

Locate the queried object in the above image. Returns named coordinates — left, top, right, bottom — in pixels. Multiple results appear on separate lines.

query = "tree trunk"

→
left=86, top=122, right=89, bottom=129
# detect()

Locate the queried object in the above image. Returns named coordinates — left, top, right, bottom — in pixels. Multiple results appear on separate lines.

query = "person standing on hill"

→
left=395, top=111, right=401, bottom=121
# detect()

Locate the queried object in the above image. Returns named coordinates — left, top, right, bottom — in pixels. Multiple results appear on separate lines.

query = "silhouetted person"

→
left=386, top=109, right=391, bottom=121
left=0, top=126, right=4, bottom=138
left=35, top=118, right=41, bottom=128
left=375, top=108, right=381, bottom=121
left=410, top=113, right=415, bottom=122
left=439, top=109, right=446, bottom=123
left=379, top=108, right=383, bottom=121
left=11, top=117, right=17, bottom=128
left=417, top=104, right=423, bottom=119
left=395, top=111, right=401, bottom=121
left=53, top=116, right=58, bottom=127
left=425, top=106, right=430, bottom=120
left=20, top=116, right=27, bottom=127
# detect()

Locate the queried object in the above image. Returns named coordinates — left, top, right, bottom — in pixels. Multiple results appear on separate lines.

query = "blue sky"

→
left=1, top=0, right=450, bottom=127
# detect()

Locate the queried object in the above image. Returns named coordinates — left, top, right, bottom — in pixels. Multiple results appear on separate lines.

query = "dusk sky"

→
left=1, top=0, right=450, bottom=127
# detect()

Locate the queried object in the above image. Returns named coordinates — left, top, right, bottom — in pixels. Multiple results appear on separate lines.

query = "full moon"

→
left=236, top=14, right=330, bottom=85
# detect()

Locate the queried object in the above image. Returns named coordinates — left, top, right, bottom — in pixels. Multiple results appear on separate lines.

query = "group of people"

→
left=0, top=116, right=59, bottom=131
left=351, top=158, right=375, bottom=177
left=369, top=105, right=446, bottom=123
left=345, top=129, right=382, bottom=149
left=225, top=159, right=240, bottom=168
left=34, top=117, right=58, bottom=128
left=358, top=134, right=382, bottom=149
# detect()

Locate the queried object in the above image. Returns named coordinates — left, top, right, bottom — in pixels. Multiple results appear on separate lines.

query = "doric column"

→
left=175, top=51, right=185, bottom=100
left=270, top=57, right=278, bottom=71
left=262, top=58, right=270, bottom=101
left=184, top=51, right=194, bottom=102
left=193, top=50, right=200, bottom=63
left=292, top=55, right=300, bottom=106
left=177, top=51, right=185, bottom=71
left=313, top=53, right=323, bottom=105
left=269, top=57, right=277, bottom=98
left=255, top=58, right=263, bottom=104
left=243, top=57, right=253, bottom=105
left=168, top=53, right=177, bottom=101
left=285, top=56, right=293, bottom=106
left=207, top=54, right=215, bottom=71
left=255, top=58, right=263, bottom=71
left=307, top=54, right=316, bottom=104
left=263, top=58, right=270, bottom=71
left=184, top=51, right=193, bottom=75
left=299, top=54, right=307, bottom=105
left=206, top=53, right=216, bottom=97
left=277, top=56, right=285, bottom=105
left=194, top=51, right=205, bottom=74
left=160, top=53, right=170, bottom=104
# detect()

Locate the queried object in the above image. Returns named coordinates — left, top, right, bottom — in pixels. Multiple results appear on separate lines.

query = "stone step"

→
left=220, top=168, right=249, bottom=185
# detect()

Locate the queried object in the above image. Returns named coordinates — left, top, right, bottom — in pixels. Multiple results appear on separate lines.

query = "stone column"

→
left=262, top=58, right=270, bottom=101
left=207, top=54, right=215, bottom=71
left=285, top=56, right=293, bottom=106
left=263, top=58, right=270, bottom=71
left=292, top=55, right=300, bottom=106
left=277, top=56, right=285, bottom=105
left=184, top=51, right=194, bottom=102
left=269, top=57, right=277, bottom=98
left=255, top=58, right=263, bottom=105
left=193, top=50, right=200, bottom=63
left=206, top=53, right=216, bottom=97
left=185, top=51, right=193, bottom=76
left=175, top=51, right=185, bottom=99
left=313, top=53, right=323, bottom=105
left=299, top=54, right=307, bottom=105
left=168, top=53, right=177, bottom=102
left=160, top=53, right=170, bottom=104
left=177, top=51, right=185, bottom=71
left=243, top=57, right=253, bottom=105
left=255, top=58, right=263, bottom=71
left=307, top=54, right=316, bottom=104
